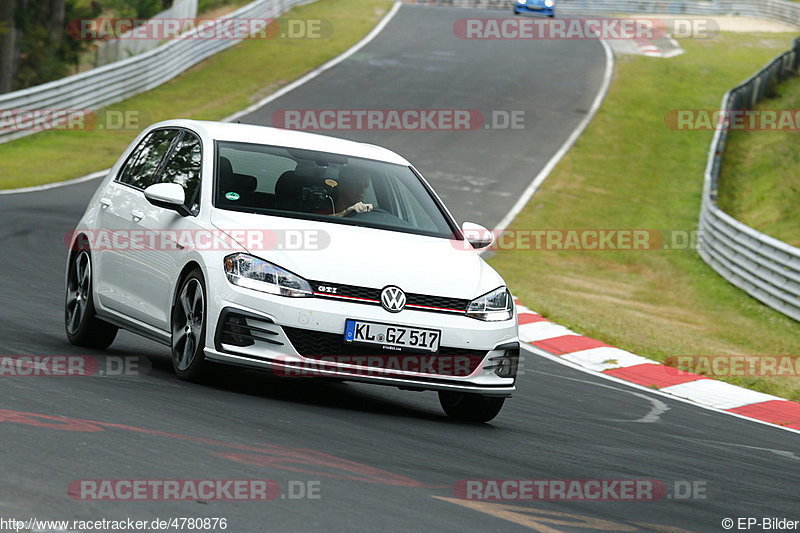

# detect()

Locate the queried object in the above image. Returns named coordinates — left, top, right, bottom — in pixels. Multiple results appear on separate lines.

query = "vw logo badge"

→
left=380, top=286, right=406, bottom=313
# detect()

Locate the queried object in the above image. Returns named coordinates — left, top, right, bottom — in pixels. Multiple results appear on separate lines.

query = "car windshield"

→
left=214, top=141, right=458, bottom=239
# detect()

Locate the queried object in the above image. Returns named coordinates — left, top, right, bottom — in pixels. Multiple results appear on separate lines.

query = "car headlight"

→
left=466, top=287, right=513, bottom=321
left=224, top=253, right=312, bottom=297
left=517, top=0, right=526, bottom=4
left=544, top=0, right=554, bottom=5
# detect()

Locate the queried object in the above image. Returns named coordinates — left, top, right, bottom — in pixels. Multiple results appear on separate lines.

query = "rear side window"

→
left=117, top=129, right=179, bottom=189
left=161, top=131, right=202, bottom=214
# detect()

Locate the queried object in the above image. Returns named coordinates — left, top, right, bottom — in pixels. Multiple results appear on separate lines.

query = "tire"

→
left=65, top=250, right=118, bottom=349
left=438, top=391, right=505, bottom=423
left=171, top=268, right=209, bottom=381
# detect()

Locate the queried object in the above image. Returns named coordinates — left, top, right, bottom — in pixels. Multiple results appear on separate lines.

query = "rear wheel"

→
left=65, top=250, right=118, bottom=349
left=438, top=391, right=505, bottom=423
left=171, top=270, right=208, bottom=381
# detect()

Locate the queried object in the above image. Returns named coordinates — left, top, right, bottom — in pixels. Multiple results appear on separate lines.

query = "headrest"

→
left=226, top=174, right=257, bottom=192
left=339, top=166, right=370, bottom=185
left=218, top=156, right=233, bottom=180
left=218, top=157, right=257, bottom=192
left=275, top=170, right=296, bottom=198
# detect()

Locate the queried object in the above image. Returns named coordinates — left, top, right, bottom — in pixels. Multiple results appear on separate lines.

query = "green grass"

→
left=198, top=0, right=252, bottom=13
left=0, top=0, right=389, bottom=189
left=717, top=74, right=800, bottom=247
left=487, top=33, right=800, bottom=401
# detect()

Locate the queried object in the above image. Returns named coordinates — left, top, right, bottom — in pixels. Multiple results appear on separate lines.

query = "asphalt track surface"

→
left=0, top=5, right=798, bottom=533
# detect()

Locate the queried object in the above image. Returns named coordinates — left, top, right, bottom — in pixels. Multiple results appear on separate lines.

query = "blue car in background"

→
left=513, top=0, right=555, bottom=17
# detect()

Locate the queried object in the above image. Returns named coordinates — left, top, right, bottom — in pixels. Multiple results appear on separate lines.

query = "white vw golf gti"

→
left=66, top=120, right=519, bottom=422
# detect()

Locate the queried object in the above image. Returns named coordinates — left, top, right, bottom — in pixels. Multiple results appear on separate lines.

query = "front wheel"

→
left=438, top=391, right=505, bottom=423
left=171, top=269, right=209, bottom=381
left=65, top=250, right=118, bottom=349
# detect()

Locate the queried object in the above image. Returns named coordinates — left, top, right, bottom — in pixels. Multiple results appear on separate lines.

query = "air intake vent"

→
left=215, top=308, right=283, bottom=350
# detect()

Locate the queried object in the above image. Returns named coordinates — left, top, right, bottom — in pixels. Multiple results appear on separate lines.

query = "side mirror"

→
left=462, top=221, right=494, bottom=249
left=143, top=183, right=190, bottom=216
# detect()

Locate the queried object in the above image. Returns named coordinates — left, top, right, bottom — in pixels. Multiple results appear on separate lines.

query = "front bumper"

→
left=204, top=347, right=517, bottom=396
left=204, top=266, right=519, bottom=396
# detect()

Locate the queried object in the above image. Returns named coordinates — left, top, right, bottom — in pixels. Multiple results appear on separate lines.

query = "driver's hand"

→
left=345, top=202, right=373, bottom=215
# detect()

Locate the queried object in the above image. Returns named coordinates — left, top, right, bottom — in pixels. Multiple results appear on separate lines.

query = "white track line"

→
left=14, top=9, right=792, bottom=434
left=0, top=2, right=402, bottom=196
left=0, top=169, right=109, bottom=196
left=491, top=38, right=615, bottom=235
left=223, top=1, right=401, bottom=123
left=523, top=344, right=800, bottom=436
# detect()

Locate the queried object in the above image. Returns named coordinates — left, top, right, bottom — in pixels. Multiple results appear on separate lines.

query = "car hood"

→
left=210, top=210, right=505, bottom=299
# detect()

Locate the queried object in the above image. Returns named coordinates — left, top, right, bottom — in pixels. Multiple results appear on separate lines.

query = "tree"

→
left=0, top=0, right=16, bottom=93
left=0, top=0, right=175, bottom=94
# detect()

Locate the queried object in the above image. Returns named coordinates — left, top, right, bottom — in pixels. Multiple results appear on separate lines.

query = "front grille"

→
left=406, top=294, right=468, bottom=312
left=307, top=280, right=470, bottom=314
left=310, top=281, right=381, bottom=302
left=282, top=326, right=486, bottom=376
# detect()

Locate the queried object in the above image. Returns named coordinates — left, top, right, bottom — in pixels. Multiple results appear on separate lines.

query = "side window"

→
left=117, top=129, right=179, bottom=190
left=161, top=131, right=202, bottom=214
left=217, top=145, right=294, bottom=194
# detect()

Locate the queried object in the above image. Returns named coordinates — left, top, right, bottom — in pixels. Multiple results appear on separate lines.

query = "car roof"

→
left=150, top=119, right=411, bottom=166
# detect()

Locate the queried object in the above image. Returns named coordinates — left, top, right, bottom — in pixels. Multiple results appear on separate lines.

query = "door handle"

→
left=99, top=198, right=111, bottom=209
left=131, top=209, right=144, bottom=222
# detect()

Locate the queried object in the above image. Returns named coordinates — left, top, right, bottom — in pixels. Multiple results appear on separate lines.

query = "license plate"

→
left=344, top=320, right=441, bottom=352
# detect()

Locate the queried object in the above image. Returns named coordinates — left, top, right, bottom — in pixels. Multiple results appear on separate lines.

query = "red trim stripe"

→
left=313, top=293, right=379, bottom=303
left=405, top=303, right=464, bottom=313
left=313, top=293, right=464, bottom=313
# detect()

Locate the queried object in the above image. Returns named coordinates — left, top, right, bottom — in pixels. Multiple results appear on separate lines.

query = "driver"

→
left=332, top=167, right=373, bottom=216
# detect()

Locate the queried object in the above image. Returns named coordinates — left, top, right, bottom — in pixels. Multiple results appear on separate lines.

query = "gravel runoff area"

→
left=626, top=14, right=800, bottom=33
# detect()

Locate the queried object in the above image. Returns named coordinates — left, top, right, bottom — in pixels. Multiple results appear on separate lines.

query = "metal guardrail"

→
left=2, top=0, right=798, bottom=320
left=94, top=0, right=199, bottom=67
left=698, top=39, right=800, bottom=322
left=0, top=0, right=303, bottom=144
left=553, top=0, right=800, bottom=25
left=407, top=0, right=800, bottom=24
left=413, top=0, right=800, bottom=321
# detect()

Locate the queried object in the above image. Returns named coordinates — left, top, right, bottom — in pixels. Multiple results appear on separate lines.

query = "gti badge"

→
left=380, top=286, right=406, bottom=313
